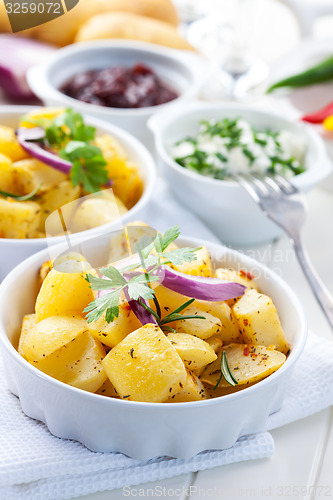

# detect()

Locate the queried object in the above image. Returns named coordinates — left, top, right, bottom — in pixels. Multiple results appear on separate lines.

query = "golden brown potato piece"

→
left=28, top=0, right=178, bottom=47
left=75, top=12, right=195, bottom=51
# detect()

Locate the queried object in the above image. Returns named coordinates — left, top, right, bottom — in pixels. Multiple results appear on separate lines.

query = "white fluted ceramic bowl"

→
left=149, top=102, right=331, bottom=246
left=0, top=106, right=156, bottom=281
left=0, top=235, right=307, bottom=459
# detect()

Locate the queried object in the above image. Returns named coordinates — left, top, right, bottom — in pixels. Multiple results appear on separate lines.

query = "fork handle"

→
left=291, top=234, right=333, bottom=330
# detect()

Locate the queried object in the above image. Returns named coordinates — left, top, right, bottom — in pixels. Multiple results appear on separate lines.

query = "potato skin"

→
left=75, top=12, right=195, bottom=51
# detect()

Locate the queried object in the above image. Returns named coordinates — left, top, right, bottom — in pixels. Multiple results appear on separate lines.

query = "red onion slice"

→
left=0, top=36, right=56, bottom=100
left=17, top=127, right=72, bottom=174
left=157, top=266, right=246, bottom=301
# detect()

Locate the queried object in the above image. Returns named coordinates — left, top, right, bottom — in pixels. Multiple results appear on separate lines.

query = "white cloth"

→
left=1, top=182, right=333, bottom=500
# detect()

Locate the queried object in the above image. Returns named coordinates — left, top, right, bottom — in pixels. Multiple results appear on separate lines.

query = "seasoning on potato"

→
left=18, top=224, right=289, bottom=402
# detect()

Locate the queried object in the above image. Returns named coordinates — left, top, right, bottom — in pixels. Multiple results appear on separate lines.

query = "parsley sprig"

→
left=23, top=109, right=109, bottom=193
left=84, top=225, right=205, bottom=329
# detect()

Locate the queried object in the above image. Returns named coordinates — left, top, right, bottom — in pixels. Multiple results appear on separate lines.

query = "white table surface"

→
left=77, top=186, right=333, bottom=500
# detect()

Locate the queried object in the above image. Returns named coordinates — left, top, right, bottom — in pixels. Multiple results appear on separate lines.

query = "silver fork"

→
left=235, top=173, right=333, bottom=330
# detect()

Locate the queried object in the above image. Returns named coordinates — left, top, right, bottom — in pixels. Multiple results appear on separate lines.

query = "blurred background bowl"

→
left=27, top=40, right=205, bottom=149
left=149, top=101, right=331, bottom=247
left=0, top=106, right=156, bottom=281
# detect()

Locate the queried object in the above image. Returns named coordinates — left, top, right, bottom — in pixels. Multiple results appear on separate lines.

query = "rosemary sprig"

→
left=0, top=184, right=42, bottom=201
left=213, top=351, right=239, bottom=389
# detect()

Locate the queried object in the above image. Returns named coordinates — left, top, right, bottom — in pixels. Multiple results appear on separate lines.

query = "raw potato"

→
left=70, top=195, right=127, bottom=233
left=24, top=0, right=178, bottom=47
left=12, top=159, right=67, bottom=195
left=87, top=303, right=141, bottom=348
left=19, top=315, right=88, bottom=362
left=195, top=300, right=241, bottom=344
left=170, top=246, right=214, bottom=277
left=102, top=324, right=187, bottom=402
left=167, top=332, right=217, bottom=370
left=37, top=180, right=81, bottom=233
left=167, top=371, right=207, bottom=402
left=200, top=343, right=286, bottom=388
left=174, top=305, right=222, bottom=340
left=75, top=12, right=194, bottom=51
left=35, top=265, right=96, bottom=321
left=233, top=289, right=290, bottom=354
left=29, top=331, right=107, bottom=392
left=0, top=197, right=41, bottom=238
left=0, top=126, right=29, bottom=162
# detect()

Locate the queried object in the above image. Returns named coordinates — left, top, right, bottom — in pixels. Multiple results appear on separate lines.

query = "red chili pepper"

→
left=243, top=347, right=250, bottom=356
left=240, top=269, right=255, bottom=280
left=301, top=101, right=333, bottom=124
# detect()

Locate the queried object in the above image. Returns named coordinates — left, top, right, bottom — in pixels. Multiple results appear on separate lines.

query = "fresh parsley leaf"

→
left=84, top=291, right=120, bottom=323
left=100, top=267, right=127, bottom=286
left=162, top=247, right=198, bottom=266
left=127, top=274, right=158, bottom=301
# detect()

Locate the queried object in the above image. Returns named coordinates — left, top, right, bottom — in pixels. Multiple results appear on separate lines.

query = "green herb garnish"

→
left=213, top=351, right=239, bottom=389
left=0, top=184, right=41, bottom=201
left=24, top=109, right=109, bottom=193
left=84, top=225, right=205, bottom=330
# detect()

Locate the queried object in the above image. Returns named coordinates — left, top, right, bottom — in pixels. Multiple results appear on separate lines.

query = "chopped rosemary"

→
left=0, top=183, right=42, bottom=201
left=213, top=351, right=239, bottom=389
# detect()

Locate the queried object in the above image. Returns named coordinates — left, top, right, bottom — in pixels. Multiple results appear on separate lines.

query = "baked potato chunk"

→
left=166, top=332, right=217, bottom=370
left=195, top=300, right=241, bottom=344
left=169, top=246, right=214, bottom=277
left=0, top=125, right=29, bottom=162
left=35, top=264, right=96, bottom=321
left=87, top=302, right=141, bottom=348
left=102, top=324, right=187, bottom=402
left=0, top=153, right=16, bottom=192
left=0, top=197, right=41, bottom=238
left=167, top=371, right=207, bottom=402
left=173, top=305, right=222, bottom=340
left=12, top=159, right=67, bottom=195
left=200, top=343, right=286, bottom=388
left=29, top=331, right=107, bottom=392
left=70, top=195, right=127, bottom=233
left=19, top=315, right=88, bottom=362
left=232, top=289, right=289, bottom=354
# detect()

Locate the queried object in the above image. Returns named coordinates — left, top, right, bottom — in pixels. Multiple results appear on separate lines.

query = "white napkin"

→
left=1, top=182, right=333, bottom=500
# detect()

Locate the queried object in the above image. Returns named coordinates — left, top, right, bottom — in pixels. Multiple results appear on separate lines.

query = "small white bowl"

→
left=0, top=106, right=156, bottom=281
left=0, top=235, right=307, bottom=460
left=149, top=102, right=332, bottom=247
left=27, top=40, right=205, bottom=149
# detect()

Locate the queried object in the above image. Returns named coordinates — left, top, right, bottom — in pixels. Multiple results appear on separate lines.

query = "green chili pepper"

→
left=267, top=55, right=333, bottom=93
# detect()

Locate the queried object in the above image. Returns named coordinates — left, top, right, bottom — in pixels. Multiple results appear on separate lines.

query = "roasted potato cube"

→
left=215, top=267, right=259, bottom=307
left=95, top=135, right=143, bottom=208
left=152, top=285, right=189, bottom=318
left=173, top=305, right=222, bottom=339
left=167, top=371, right=207, bottom=402
left=37, top=180, right=81, bottom=233
left=70, top=195, right=127, bottom=233
left=20, top=315, right=88, bottom=362
left=102, top=324, right=187, bottom=402
left=19, top=108, right=65, bottom=128
left=35, top=264, right=96, bottom=321
left=18, top=314, right=37, bottom=356
left=205, top=336, right=223, bottom=353
left=232, top=289, right=289, bottom=354
left=195, top=300, right=241, bottom=344
left=29, top=331, right=107, bottom=392
left=200, top=343, right=286, bottom=388
left=169, top=246, right=213, bottom=277
left=12, top=159, right=67, bottom=195
left=166, top=332, right=217, bottom=370
left=87, top=302, right=141, bottom=348
left=0, top=153, right=16, bottom=192
left=95, top=378, right=119, bottom=398
left=0, top=197, right=41, bottom=238
left=0, top=125, right=29, bottom=161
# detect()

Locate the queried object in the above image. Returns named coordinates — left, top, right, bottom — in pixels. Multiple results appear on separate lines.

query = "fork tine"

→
left=233, top=174, right=262, bottom=204
left=269, top=174, right=298, bottom=194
